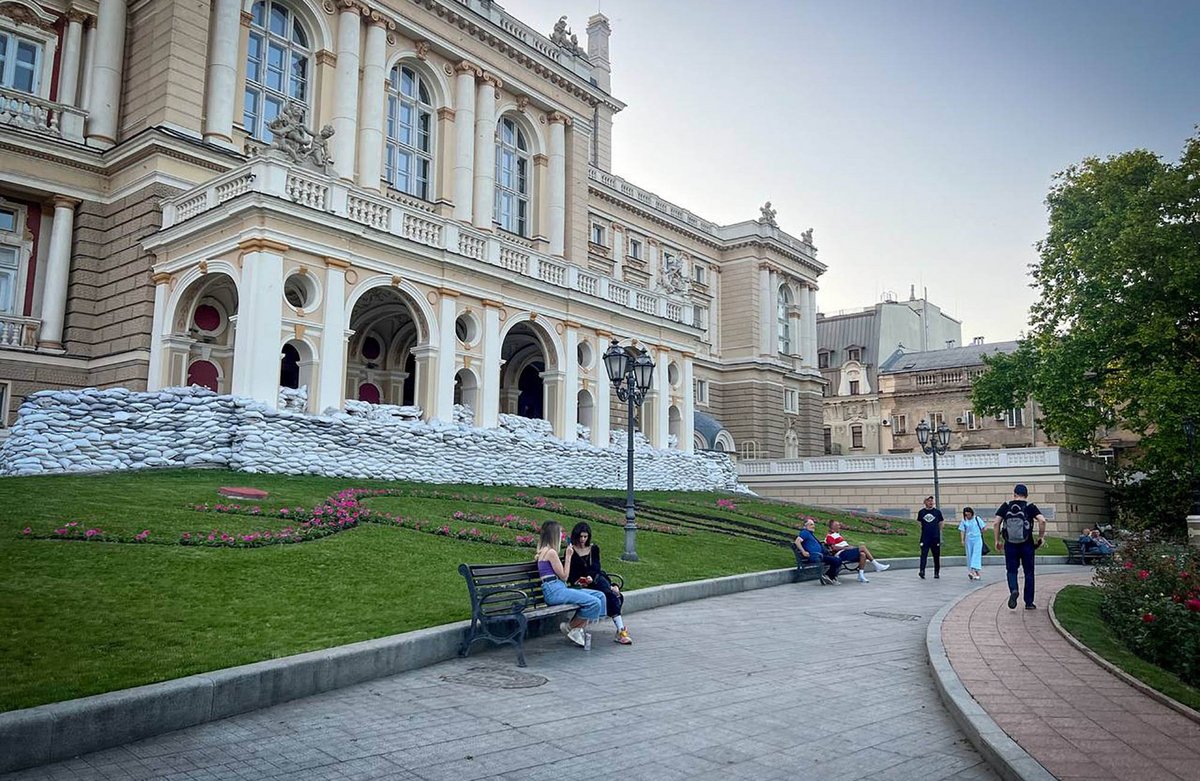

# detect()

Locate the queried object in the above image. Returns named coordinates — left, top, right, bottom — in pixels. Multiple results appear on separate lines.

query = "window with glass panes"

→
left=777, top=285, right=792, bottom=353
left=0, top=205, right=22, bottom=315
left=494, top=117, right=530, bottom=236
left=385, top=65, right=433, bottom=199
left=0, top=28, right=42, bottom=95
left=244, top=1, right=311, bottom=142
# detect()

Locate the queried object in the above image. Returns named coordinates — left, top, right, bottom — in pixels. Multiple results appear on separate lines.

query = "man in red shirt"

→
left=826, top=520, right=890, bottom=583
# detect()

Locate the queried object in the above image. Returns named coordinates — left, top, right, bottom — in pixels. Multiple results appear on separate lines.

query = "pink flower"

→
left=1123, top=561, right=1134, bottom=570
left=1186, top=599, right=1200, bottom=612
left=85, top=529, right=100, bottom=538
left=1138, top=570, right=1150, bottom=580
left=21, top=527, right=31, bottom=535
left=1141, top=613, right=1156, bottom=623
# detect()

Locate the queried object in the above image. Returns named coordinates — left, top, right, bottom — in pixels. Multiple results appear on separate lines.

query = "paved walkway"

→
left=4, top=566, right=1007, bottom=781
left=943, top=572, right=1200, bottom=781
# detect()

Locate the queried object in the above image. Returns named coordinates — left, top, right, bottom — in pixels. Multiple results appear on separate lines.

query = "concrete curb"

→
left=926, top=589, right=1057, bottom=781
left=0, top=565, right=800, bottom=774
left=1047, top=589, right=1200, bottom=725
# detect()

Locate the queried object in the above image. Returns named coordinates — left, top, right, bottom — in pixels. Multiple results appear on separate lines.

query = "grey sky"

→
left=501, top=0, right=1200, bottom=342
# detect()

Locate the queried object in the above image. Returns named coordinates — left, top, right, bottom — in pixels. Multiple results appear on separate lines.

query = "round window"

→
left=283, top=273, right=317, bottom=310
left=455, top=313, right=479, bottom=345
left=362, top=336, right=382, bottom=361
left=577, top=340, right=593, bottom=368
left=668, top=361, right=681, bottom=387
left=193, top=304, right=221, bottom=332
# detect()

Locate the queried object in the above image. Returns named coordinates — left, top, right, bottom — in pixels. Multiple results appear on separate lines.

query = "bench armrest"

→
left=479, top=588, right=531, bottom=616
left=603, top=572, right=624, bottom=590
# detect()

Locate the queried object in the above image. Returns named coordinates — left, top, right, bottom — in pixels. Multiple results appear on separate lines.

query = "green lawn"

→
left=1053, top=585, right=1200, bottom=712
left=0, top=468, right=1054, bottom=712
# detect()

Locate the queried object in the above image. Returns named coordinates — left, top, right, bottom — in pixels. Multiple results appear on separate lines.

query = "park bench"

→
left=1064, top=539, right=1114, bottom=566
left=458, top=561, right=624, bottom=667
left=790, top=541, right=862, bottom=582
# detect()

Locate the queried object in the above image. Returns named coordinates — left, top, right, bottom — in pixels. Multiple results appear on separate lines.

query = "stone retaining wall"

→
left=0, top=387, right=740, bottom=491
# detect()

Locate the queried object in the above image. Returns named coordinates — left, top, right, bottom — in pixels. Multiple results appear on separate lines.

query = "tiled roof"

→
left=878, top=341, right=1020, bottom=373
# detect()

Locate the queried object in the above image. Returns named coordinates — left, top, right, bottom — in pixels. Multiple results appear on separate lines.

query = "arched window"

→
left=494, top=116, right=530, bottom=236
left=244, top=0, right=311, bottom=142
left=385, top=65, right=433, bottom=199
left=777, top=285, right=792, bottom=354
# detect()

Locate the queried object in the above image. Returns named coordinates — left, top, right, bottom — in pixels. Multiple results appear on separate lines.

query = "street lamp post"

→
left=1184, top=417, right=1200, bottom=516
left=603, top=339, right=656, bottom=561
left=916, top=419, right=953, bottom=510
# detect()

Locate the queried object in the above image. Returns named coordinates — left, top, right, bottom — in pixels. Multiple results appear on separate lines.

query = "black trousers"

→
left=920, top=541, right=941, bottom=575
left=588, top=574, right=623, bottom=617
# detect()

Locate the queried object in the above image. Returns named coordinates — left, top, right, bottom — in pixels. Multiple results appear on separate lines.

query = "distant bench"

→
left=1064, top=539, right=1114, bottom=566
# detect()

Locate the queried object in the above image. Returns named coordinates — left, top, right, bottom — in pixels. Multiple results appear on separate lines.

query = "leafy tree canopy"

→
left=972, top=130, right=1200, bottom=528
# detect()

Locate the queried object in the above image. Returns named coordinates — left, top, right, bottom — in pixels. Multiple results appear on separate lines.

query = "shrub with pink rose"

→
left=1094, top=535, right=1200, bottom=686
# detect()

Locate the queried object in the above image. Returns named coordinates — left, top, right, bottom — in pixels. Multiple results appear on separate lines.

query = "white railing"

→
left=0, top=315, right=39, bottom=350
left=158, top=157, right=699, bottom=331
left=736, top=447, right=1089, bottom=476
left=0, top=87, right=87, bottom=142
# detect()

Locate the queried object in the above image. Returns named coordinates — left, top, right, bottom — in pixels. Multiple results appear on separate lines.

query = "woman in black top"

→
left=565, top=522, right=632, bottom=644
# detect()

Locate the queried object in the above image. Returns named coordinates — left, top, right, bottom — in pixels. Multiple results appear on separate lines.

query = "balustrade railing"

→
left=0, top=87, right=87, bottom=142
left=0, top=315, right=39, bottom=350
left=159, top=157, right=697, bottom=331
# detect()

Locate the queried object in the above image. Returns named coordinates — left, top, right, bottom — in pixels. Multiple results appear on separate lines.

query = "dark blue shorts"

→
left=837, top=548, right=860, bottom=563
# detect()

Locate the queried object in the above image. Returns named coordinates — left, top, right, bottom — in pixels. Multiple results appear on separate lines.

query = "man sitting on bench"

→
left=1080, top=528, right=1115, bottom=555
left=825, top=519, right=891, bottom=583
left=796, top=518, right=844, bottom=585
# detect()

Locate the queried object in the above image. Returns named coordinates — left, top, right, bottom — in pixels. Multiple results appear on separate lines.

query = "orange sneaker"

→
left=614, top=629, right=632, bottom=645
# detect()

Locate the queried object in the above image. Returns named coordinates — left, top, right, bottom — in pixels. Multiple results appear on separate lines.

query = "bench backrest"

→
left=790, top=541, right=821, bottom=568
left=459, top=561, right=549, bottom=616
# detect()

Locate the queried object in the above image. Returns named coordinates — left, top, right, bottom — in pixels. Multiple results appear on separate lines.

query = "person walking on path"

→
left=565, top=522, right=632, bottom=645
left=795, top=518, right=844, bottom=585
left=958, top=507, right=986, bottom=581
left=993, top=483, right=1047, bottom=610
left=917, top=496, right=944, bottom=579
left=825, top=519, right=890, bottom=583
left=535, top=521, right=606, bottom=647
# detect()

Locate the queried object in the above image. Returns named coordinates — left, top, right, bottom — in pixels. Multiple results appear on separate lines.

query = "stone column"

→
left=758, top=264, right=771, bottom=355
left=610, top=223, right=624, bottom=280
left=435, top=290, right=458, bottom=422
left=547, top=112, right=569, bottom=257
left=472, top=73, right=501, bottom=230
left=803, top=285, right=818, bottom=366
left=146, top=272, right=172, bottom=391
left=78, top=15, right=95, bottom=111
left=317, top=259, right=349, bottom=412
left=37, top=196, right=79, bottom=350
left=452, top=63, right=478, bottom=222
left=478, top=300, right=502, bottom=427
left=57, top=9, right=87, bottom=139
left=653, top=347, right=669, bottom=448
left=542, top=369, right=565, bottom=439
left=355, top=16, right=387, bottom=190
left=768, top=268, right=780, bottom=354
left=202, top=0, right=241, bottom=145
left=563, top=323, right=579, bottom=438
left=330, top=2, right=361, bottom=181
left=592, top=363, right=611, bottom=448
left=85, top=0, right=127, bottom=148
left=410, top=345, right=436, bottom=419
left=230, top=240, right=286, bottom=407
left=681, top=354, right=695, bottom=453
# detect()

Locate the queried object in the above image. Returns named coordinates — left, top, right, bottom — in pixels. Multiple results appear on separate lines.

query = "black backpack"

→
left=1002, top=501, right=1031, bottom=544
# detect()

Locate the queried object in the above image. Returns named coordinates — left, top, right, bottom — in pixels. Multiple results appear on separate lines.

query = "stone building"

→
left=877, top=339, right=1049, bottom=452
left=816, top=290, right=961, bottom=455
left=0, top=0, right=826, bottom=458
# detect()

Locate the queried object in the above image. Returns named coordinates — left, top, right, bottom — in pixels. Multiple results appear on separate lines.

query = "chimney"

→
left=587, top=14, right=614, bottom=171
left=972, top=336, right=984, bottom=345
left=945, top=339, right=956, bottom=349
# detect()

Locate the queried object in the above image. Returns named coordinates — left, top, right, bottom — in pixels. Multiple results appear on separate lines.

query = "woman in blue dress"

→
left=958, top=507, right=986, bottom=581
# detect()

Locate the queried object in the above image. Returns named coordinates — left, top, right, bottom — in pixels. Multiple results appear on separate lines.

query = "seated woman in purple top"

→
left=535, top=521, right=605, bottom=648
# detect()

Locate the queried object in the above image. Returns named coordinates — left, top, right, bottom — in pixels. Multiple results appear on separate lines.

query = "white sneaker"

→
left=559, top=622, right=571, bottom=636
left=873, top=561, right=891, bottom=572
left=567, top=627, right=585, bottom=647
left=857, top=571, right=869, bottom=583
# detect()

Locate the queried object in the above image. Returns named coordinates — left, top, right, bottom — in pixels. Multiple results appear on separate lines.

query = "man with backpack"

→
left=993, top=484, right=1047, bottom=610
left=916, top=496, right=944, bottom=579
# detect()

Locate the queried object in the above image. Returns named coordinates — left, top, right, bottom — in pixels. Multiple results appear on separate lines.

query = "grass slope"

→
left=1053, top=585, right=1200, bottom=712
left=1, top=468, right=1056, bottom=712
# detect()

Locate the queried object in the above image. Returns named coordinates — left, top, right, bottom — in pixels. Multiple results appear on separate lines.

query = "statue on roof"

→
left=801, top=227, right=814, bottom=244
left=760, top=201, right=777, bottom=226
left=267, top=102, right=334, bottom=175
left=549, top=15, right=585, bottom=56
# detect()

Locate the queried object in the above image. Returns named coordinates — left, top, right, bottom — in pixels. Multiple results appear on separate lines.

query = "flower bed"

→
left=1094, top=536, right=1200, bottom=686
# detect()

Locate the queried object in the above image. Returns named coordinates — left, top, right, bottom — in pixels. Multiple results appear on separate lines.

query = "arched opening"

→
left=577, top=388, right=594, bottom=439
left=453, top=368, right=478, bottom=414
left=279, top=343, right=301, bottom=389
left=347, top=286, right=427, bottom=410
left=668, top=404, right=682, bottom=448
left=166, top=272, right=239, bottom=393
left=500, top=320, right=557, bottom=424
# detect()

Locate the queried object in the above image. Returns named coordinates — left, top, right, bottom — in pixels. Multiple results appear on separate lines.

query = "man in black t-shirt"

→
left=916, top=496, right=944, bottom=579
left=993, top=483, right=1048, bottom=610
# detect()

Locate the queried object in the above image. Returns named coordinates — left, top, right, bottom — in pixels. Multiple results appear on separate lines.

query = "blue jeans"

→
left=542, top=578, right=605, bottom=620
left=1004, top=541, right=1036, bottom=605
left=821, top=554, right=842, bottom=579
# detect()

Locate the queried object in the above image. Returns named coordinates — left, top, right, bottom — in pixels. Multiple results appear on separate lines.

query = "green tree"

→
left=972, top=131, right=1200, bottom=531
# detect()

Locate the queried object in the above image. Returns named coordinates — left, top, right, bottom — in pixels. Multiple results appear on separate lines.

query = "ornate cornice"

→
left=238, top=238, right=290, bottom=254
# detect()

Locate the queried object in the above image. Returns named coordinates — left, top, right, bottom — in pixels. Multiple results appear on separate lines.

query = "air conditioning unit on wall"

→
left=955, top=416, right=965, bottom=425
left=881, top=419, right=890, bottom=426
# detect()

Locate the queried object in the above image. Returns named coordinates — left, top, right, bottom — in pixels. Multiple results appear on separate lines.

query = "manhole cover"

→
left=440, top=666, right=548, bottom=689
left=864, top=610, right=921, bottom=622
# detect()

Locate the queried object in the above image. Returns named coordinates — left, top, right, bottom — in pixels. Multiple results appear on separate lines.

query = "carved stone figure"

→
left=760, top=201, right=777, bottom=226
left=802, top=227, right=814, bottom=244
left=549, top=15, right=585, bottom=55
left=659, top=253, right=689, bottom=296
left=267, top=103, right=335, bottom=175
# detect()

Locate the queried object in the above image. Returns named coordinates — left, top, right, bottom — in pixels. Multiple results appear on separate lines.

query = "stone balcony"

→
left=0, top=88, right=86, bottom=143
left=160, top=156, right=701, bottom=330
left=0, top=314, right=40, bottom=351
